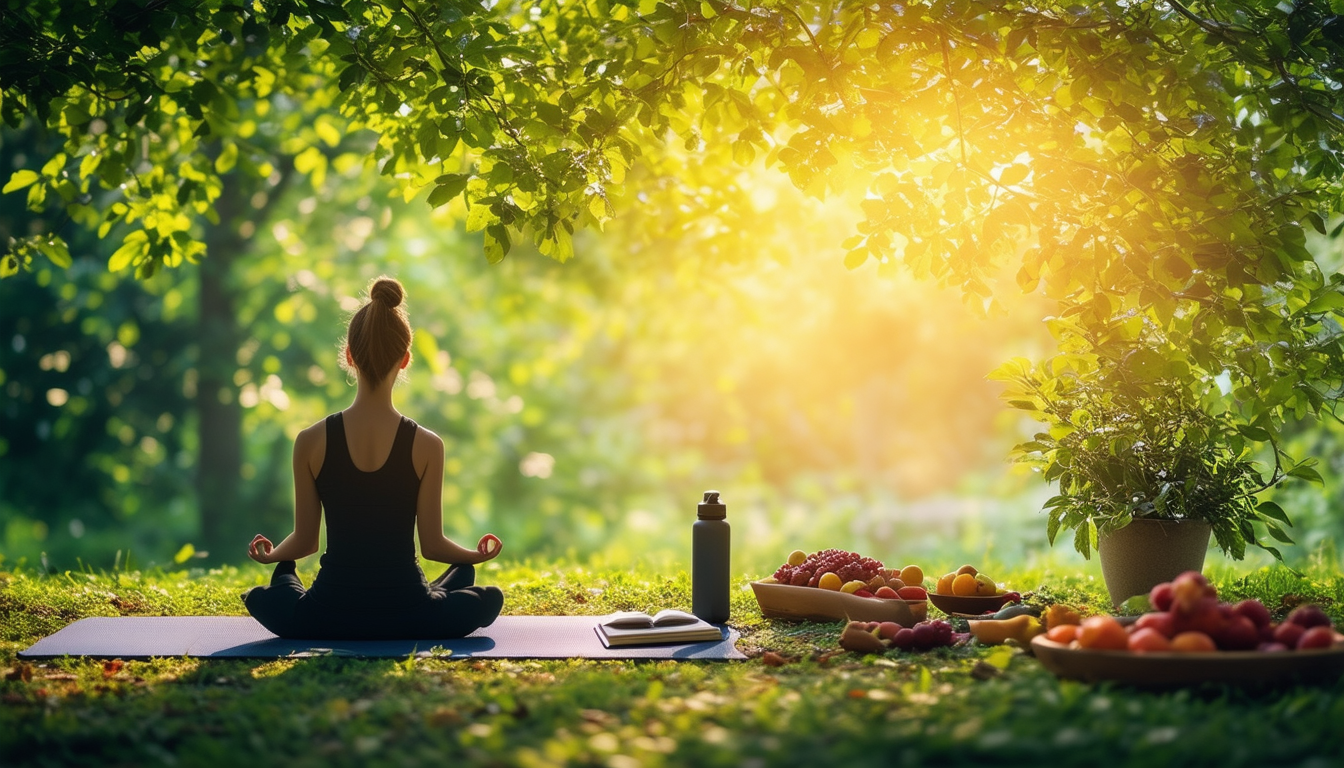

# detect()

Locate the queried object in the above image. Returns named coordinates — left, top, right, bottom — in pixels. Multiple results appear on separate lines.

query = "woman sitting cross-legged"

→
left=242, top=276, right=504, bottom=640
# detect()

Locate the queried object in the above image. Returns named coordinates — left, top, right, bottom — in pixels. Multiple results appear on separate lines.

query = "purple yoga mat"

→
left=18, top=615, right=745, bottom=660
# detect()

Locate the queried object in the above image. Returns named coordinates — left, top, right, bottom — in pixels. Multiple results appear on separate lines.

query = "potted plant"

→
left=991, top=351, right=1308, bottom=605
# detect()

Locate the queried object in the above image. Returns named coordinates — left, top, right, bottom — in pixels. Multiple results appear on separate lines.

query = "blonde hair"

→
left=340, top=276, right=412, bottom=384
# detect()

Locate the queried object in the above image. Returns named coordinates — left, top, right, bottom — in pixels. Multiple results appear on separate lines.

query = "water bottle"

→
left=692, top=490, right=730, bottom=623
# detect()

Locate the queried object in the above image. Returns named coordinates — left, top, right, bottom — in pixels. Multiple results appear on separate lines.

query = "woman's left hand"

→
left=248, top=534, right=276, bottom=564
left=476, top=533, right=502, bottom=562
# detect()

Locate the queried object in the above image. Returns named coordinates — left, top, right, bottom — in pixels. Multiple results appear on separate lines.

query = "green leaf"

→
left=1286, top=464, right=1323, bottom=484
left=484, top=223, right=511, bottom=264
left=1256, top=501, right=1292, bottom=527
left=1236, top=424, right=1271, bottom=441
left=2, top=170, right=40, bottom=194
left=1303, top=290, right=1344, bottom=314
left=1073, top=522, right=1091, bottom=560
left=1264, top=523, right=1294, bottom=544
left=428, top=174, right=470, bottom=207
left=215, top=142, right=238, bottom=174
left=173, top=543, right=195, bottom=564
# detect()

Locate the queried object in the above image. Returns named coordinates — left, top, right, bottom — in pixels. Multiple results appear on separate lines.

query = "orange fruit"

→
left=936, top=573, right=956, bottom=595
left=1170, top=631, right=1217, bottom=653
left=1046, top=625, right=1079, bottom=644
left=818, top=572, right=843, bottom=591
left=951, top=573, right=979, bottom=596
left=1077, top=616, right=1129, bottom=651
left=898, top=565, right=924, bottom=587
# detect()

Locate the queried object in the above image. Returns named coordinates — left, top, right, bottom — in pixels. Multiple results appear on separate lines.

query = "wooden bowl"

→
left=1030, top=634, right=1344, bottom=687
left=750, top=581, right=927, bottom=624
left=927, top=592, right=1015, bottom=617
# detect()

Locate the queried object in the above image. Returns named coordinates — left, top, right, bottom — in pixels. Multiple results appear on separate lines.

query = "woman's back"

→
left=314, top=411, right=421, bottom=572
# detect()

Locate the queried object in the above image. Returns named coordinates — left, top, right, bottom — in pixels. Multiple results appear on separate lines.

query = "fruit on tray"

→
left=1043, top=604, right=1082, bottom=630
left=766, top=549, right=927, bottom=601
left=968, top=614, right=1044, bottom=646
left=839, top=618, right=963, bottom=654
left=1047, top=571, right=1340, bottom=654
left=935, top=565, right=1006, bottom=597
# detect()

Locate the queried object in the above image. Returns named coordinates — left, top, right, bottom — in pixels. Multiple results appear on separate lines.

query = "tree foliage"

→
left=7, top=0, right=1344, bottom=554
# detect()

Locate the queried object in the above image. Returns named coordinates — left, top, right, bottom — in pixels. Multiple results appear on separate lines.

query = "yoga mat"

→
left=18, top=616, right=745, bottom=660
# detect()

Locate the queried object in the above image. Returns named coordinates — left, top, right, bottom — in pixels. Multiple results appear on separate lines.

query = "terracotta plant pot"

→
left=1097, top=518, right=1211, bottom=607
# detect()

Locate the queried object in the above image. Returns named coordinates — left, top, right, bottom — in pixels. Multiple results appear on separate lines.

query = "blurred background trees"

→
left=6, top=1, right=1344, bottom=571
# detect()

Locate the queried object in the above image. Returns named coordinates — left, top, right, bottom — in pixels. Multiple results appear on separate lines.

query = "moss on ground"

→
left=3, top=562, right=1343, bottom=767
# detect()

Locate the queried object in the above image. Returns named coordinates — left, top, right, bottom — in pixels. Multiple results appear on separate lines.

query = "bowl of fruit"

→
left=752, top=549, right=929, bottom=624
left=1030, top=571, right=1344, bottom=686
left=926, top=565, right=1019, bottom=617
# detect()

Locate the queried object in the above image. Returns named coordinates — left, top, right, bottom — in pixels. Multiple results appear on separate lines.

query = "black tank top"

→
left=314, top=412, right=422, bottom=574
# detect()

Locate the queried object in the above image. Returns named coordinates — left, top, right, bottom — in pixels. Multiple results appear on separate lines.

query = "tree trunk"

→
left=196, top=173, right=246, bottom=560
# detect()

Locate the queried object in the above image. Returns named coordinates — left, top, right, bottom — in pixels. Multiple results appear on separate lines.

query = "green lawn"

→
left=3, top=562, right=1344, bottom=768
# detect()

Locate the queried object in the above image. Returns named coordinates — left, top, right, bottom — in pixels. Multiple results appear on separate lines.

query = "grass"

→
left=3, top=560, right=1344, bottom=768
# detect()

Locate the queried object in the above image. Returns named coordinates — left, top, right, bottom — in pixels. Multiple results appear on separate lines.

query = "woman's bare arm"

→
left=414, top=426, right=501, bottom=564
left=248, top=424, right=323, bottom=564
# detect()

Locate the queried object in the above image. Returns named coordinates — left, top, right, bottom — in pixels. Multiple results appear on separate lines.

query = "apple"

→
left=877, top=622, right=902, bottom=640
left=911, top=622, right=939, bottom=649
left=1297, top=626, right=1335, bottom=650
left=1286, top=605, right=1332, bottom=629
left=1134, top=612, right=1176, bottom=639
left=1171, top=571, right=1216, bottom=612
left=874, top=586, right=900, bottom=599
left=854, top=589, right=875, bottom=598
left=897, top=586, right=928, bottom=600
left=1149, top=582, right=1175, bottom=612
left=1128, top=627, right=1172, bottom=653
left=1274, top=621, right=1306, bottom=648
left=1173, top=597, right=1227, bottom=637
left=1214, top=615, right=1259, bottom=651
left=1256, top=642, right=1290, bottom=653
left=1230, top=599, right=1272, bottom=629
left=891, top=628, right=916, bottom=650
left=1170, top=631, right=1217, bottom=653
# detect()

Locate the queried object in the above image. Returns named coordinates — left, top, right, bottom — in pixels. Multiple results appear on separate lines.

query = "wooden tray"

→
left=1030, top=634, right=1344, bottom=687
left=928, top=593, right=1015, bottom=617
left=750, top=581, right=927, bottom=624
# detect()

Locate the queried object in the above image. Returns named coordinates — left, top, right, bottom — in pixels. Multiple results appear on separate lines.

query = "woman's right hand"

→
left=476, top=533, right=502, bottom=563
left=248, top=534, right=276, bottom=564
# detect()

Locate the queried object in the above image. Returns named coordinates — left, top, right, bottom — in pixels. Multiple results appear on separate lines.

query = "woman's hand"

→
left=248, top=534, right=276, bottom=564
left=476, top=533, right=502, bottom=563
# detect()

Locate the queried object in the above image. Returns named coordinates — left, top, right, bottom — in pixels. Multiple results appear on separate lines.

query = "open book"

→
left=595, top=609, right=724, bottom=647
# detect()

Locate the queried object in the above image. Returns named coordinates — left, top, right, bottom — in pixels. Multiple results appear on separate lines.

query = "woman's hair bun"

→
left=369, top=277, right=404, bottom=308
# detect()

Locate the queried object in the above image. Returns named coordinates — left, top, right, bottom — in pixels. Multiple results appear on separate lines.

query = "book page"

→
left=650, top=609, right=701, bottom=627
left=600, top=611, right=655, bottom=629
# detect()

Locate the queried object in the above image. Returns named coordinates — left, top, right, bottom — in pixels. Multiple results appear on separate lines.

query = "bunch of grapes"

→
left=772, top=548, right=884, bottom=588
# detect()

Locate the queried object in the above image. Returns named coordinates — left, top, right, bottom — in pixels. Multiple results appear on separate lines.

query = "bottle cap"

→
left=697, top=490, right=726, bottom=519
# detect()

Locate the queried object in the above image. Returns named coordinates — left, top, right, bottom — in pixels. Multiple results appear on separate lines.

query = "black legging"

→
left=243, top=560, right=504, bottom=640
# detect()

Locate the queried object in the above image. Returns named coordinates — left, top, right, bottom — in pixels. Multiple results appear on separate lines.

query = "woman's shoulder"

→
left=293, top=417, right=332, bottom=451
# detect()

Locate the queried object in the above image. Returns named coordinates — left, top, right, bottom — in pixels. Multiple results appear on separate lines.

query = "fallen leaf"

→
left=761, top=651, right=791, bottom=667
left=5, top=664, right=33, bottom=682
left=102, top=660, right=123, bottom=679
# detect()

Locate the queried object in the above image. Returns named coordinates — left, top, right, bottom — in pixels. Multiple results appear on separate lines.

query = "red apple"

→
left=1259, top=624, right=1277, bottom=643
left=1128, top=627, right=1172, bottom=653
left=897, top=586, right=928, bottom=600
left=854, top=589, right=875, bottom=598
left=1231, top=599, right=1272, bottom=629
left=1273, top=621, right=1306, bottom=648
left=1297, top=625, right=1335, bottom=650
left=1170, top=631, right=1217, bottom=653
left=874, top=586, right=900, bottom=600
left=1149, top=582, right=1175, bottom=612
left=1287, top=605, right=1332, bottom=629
left=891, top=628, right=916, bottom=650
left=1174, top=597, right=1227, bottom=637
left=1256, top=642, right=1290, bottom=653
left=1214, top=615, right=1259, bottom=651
left=877, top=622, right=902, bottom=640
left=1134, top=612, right=1176, bottom=639
left=911, top=623, right=939, bottom=650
